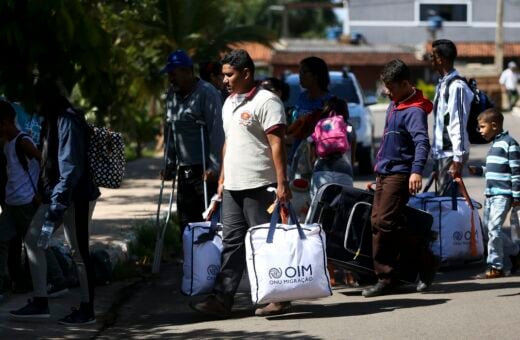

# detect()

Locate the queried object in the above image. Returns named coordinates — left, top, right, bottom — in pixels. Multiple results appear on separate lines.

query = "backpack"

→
left=87, top=125, right=126, bottom=188
left=311, top=112, right=350, bottom=158
left=443, top=76, right=494, bottom=145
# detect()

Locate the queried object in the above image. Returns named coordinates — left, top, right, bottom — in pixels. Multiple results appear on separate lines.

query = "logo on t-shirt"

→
left=239, top=111, right=253, bottom=126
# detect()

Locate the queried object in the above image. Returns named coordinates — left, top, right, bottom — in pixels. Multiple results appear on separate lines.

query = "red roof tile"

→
left=426, top=42, right=520, bottom=57
left=230, top=42, right=272, bottom=63
left=271, top=51, right=426, bottom=66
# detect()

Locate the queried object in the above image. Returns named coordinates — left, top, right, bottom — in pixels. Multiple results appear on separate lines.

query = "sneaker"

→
left=58, top=308, right=96, bottom=326
left=417, top=256, right=441, bottom=292
left=189, top=294, right=232, bottom=319
left=255, top=301, right=292, bottom=316
left=476, top=267, right=505, bottom=279
left=362, top=281, right=396, bottom=298
left=47, top=283, right=69, bottom=298
left=9, top=298, right=50, bottom=319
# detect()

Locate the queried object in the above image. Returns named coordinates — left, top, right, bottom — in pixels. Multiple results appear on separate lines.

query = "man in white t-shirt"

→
left=499, top=61, right=519, bottom=111
left=191, top=49, right=292, bottom=319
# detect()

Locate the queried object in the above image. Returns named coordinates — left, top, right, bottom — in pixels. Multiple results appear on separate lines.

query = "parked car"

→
left=284, top=70, right=376, bottom=174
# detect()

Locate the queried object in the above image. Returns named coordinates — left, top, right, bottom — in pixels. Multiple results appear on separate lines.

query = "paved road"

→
left=96, top=106, right=520, bottom=339
left=3, top=106, right=520, bottom=339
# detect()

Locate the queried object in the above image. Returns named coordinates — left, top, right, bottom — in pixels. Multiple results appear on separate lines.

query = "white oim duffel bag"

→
left=245, top=202, right=332, bottom=305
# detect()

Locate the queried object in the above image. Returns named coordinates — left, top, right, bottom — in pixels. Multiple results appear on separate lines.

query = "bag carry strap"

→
left=422, top=171, right=436, bottom=193
left=193, top=203, right=221, bottom=244
left=15, top=133, right=38, bottom=195
left=266, top=201, right=306, bottom=243
left=449, top=180, right=458, bottom=211
left=453, top=177, right=479, bottom=257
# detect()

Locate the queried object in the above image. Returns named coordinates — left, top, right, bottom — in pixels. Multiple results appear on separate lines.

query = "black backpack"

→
left=442, top=76, right=494, bottom=144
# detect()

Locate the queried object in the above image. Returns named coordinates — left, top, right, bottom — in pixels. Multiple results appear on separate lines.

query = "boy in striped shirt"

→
left=469, top=108, right=520, bottom=278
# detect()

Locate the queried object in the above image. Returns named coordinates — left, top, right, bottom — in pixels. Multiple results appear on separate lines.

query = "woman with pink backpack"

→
left=310, top=97, right=356, bottom=199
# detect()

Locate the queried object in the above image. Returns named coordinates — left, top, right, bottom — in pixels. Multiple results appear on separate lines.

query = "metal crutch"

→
left=196, top=119, right=209, bottom=210
left=152, top=119, right=175, bottom=274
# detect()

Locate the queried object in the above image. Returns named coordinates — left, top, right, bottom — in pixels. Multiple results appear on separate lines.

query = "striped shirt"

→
left=481, top=131, right=520, bottom=200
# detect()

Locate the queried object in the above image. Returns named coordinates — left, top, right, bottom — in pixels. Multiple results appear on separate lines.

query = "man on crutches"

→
left=155, top=50, right=224, bottom=271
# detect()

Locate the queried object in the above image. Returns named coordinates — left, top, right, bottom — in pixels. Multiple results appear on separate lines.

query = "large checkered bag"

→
left=245, top=202, right=332, bottom=304
left=87, top=125, right=125, bottom=188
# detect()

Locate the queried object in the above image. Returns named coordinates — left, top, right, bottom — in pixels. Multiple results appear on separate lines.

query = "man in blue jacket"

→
left=362, top=59, right=437, bottom=297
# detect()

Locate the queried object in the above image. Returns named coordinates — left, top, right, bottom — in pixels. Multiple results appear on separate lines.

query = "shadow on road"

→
left=424, top=280, right=520, bottom=295
left=99, top=327, right=319, bottom=339
left=266, top=298, right=449, bottom=321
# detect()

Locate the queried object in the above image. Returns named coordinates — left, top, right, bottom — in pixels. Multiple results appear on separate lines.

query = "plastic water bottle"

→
left=37, top=221, right=55, bottom=249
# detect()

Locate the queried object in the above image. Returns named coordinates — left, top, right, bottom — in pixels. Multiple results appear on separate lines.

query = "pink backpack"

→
left=311, top=112, right=350, bottom=158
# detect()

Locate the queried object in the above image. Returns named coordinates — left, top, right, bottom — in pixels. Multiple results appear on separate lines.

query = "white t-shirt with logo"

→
left=222, top=88, right=286, bottom=190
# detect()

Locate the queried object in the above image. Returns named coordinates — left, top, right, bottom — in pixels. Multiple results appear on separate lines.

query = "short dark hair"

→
left=33, top=78, right=71, bottom=116
left=0, top=100, right=16, bottom=123
left=323, top=96, right=349, bottom=121
left=478, top=107, right=504, bottom=126
left=221, top=49, right=255, bottom=75
left=199, top=61, right=222, bottom=82
left=260, top=77, right=290, bottom=102
left=380, top=59, right=411, bottom=83
left=300, top=56, right=330, bottom=91
left=432, top=39, right=458, bottom=63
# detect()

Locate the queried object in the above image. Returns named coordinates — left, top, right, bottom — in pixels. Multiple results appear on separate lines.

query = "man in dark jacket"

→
left=362, top=60, right=437, bottom=297
left=10, top=79, right=100, bottom=325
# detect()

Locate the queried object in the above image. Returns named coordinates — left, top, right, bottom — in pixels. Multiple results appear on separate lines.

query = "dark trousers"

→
left=177, top=165, right=217, bottom=235
left=8, top=235, right=30, bottom=289
left=213, top=185, right=274, bottom=306
left=507, top=89, right=519, bottom=111
left=371, top=174, right=436, bottom=284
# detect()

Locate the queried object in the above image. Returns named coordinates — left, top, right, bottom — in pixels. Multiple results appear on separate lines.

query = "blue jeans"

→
left=483, top=196, right=520, bottom=270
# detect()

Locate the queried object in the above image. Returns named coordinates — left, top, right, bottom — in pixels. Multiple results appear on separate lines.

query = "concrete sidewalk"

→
left=0, top=156, right=169, bottom=337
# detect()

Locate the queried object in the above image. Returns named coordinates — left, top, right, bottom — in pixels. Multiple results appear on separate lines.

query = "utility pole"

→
left=495, top=0, right=504, bottom=72
left=342, top=0, right=351, bottom=39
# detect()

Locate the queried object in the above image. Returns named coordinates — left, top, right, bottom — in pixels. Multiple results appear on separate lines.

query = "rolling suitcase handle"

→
left=343, top=201, right=372, bottom=260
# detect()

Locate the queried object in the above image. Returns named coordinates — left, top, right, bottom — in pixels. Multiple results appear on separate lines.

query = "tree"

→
left=0, top=0, right=110, bottom=109
left=0, top=0, right=280, bottom=157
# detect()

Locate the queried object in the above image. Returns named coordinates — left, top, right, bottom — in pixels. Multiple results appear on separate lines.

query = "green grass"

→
left=124, top=143, right=158, bottom=162
left=127, top=214, right=182, bottom=267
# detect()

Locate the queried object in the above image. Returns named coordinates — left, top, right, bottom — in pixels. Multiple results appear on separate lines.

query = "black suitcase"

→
left=306, top=183, right=435, bottom=283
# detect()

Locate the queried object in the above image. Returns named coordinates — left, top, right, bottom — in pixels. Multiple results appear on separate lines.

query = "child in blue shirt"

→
left=469, top=107, right=520, bottom=278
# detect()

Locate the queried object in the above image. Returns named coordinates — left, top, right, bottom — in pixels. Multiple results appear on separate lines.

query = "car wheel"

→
left=357, top=144, right=375, bottom=175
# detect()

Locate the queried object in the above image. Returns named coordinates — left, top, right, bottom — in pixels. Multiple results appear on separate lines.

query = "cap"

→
left=160, top=50, right=193, bottom=74
left=508, top=61, right=517, bottom=69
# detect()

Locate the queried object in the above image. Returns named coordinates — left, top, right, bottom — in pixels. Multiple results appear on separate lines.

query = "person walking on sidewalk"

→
left=0, top=101, right=41, bottom=299
left=9, top=79, right=100, bottom=325
left=430, top=39, right=474, bottom=196
left=499, top=61, right=519, bottom=112
left=190, top=49, right=292, bottom=318
left=362, top=59, right=438, bottom=298
left=469, top=108, right=520, bottom=278
left=161, top=50, right=224, bottom=234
